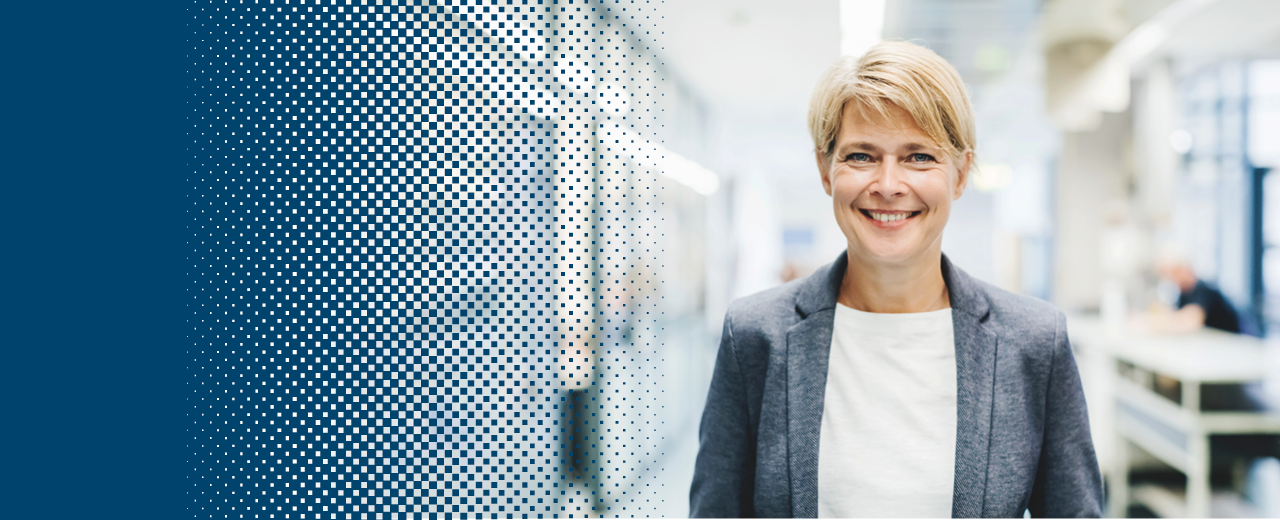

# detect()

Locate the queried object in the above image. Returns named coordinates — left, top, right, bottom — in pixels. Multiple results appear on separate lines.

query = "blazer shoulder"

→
left=723, top=277, right=806, bottom=338
left=971, top=277, right=1064, bottom=340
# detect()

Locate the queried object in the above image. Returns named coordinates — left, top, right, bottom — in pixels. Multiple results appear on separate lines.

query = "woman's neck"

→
left=838, top=250, right=950, bottom=313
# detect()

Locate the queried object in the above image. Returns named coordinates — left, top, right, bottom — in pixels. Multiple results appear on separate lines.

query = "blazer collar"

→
left=793, top=251, right=991, bottom=321
left=791, top=250, right=845, bottom=319
left=785, top=251, right=998, bottom=518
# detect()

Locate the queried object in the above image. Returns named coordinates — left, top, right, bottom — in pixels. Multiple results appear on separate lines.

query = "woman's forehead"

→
left=837, top=104, right=940, bottom=150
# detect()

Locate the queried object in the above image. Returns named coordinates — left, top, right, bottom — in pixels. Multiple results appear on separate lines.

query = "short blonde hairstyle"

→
left=808, top=41, right=976, bottom=162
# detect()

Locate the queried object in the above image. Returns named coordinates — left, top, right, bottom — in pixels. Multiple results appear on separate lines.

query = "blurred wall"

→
left=1055, top=112, right=1131, bottom=312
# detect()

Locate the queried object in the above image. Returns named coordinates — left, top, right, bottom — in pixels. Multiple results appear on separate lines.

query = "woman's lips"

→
left=859, top=209, right=922, bottom=229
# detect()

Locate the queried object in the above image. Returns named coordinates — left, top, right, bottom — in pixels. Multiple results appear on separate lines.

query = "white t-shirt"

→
left=817, top=303, right=958, bottom=518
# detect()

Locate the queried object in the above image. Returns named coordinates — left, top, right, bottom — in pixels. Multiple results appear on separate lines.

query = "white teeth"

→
left=869, top=211, right=911, bottom=222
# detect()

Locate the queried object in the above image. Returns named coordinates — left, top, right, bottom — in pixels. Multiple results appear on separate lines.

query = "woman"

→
left=689, top=41, right=1102, bottom=518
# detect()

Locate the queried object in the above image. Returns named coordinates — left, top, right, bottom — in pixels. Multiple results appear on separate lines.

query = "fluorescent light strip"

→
left=611, top=128, right=721, bottom=195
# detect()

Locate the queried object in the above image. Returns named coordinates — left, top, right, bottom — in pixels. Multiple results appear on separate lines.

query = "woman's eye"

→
left=847, top=153, right=873, bottom=163
left=909, top=153, right=936, bottom=163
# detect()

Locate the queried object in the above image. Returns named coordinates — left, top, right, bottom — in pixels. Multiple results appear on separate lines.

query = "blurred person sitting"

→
left=1147, top=248, right=1263, bottom=414
left=1155, top=250, right=1241, bottom=334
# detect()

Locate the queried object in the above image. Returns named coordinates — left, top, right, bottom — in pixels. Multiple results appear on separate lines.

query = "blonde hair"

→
left=808, top=41, right=976, bottom=163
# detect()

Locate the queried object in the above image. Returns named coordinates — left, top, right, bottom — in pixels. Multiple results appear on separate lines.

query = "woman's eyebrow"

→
left=839, top=142, right=881, bottom=154
left=901, top=142, right=940, bottom=153
left=838, top=141, right=942, bottom=155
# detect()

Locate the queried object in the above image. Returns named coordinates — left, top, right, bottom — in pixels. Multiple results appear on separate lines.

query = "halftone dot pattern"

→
left=190, top=0, right=701, bottom=518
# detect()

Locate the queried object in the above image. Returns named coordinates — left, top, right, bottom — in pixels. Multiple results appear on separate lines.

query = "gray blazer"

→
left=690, top=252, right=1102, bottom=518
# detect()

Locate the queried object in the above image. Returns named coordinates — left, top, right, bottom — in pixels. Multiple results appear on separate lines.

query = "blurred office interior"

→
left=614, top=0, right=1280, bottom=516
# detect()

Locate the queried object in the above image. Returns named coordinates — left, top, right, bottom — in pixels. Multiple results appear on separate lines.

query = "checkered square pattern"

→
left=191, top=0, right=683, bottom=518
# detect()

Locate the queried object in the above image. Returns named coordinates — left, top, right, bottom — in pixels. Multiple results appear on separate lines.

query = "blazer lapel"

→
left=786, top=252, right=846, bottom=518
left=786, top=310, right=836, bottom=517
left=942, top=255, right=998, bottom=518
left=784, top=253, right=997, bottom=518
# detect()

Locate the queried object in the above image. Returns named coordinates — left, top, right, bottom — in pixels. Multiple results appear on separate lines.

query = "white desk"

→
left=1068, top=317, right=1280, bottom=518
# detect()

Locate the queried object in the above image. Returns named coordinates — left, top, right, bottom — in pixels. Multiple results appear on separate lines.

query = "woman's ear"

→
left=817, top=151, right=833, bottom=196
left=953, top=150, right=972, bottom=200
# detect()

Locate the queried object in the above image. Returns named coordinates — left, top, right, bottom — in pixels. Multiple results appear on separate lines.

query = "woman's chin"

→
left=850, top=242, right=924, bottom=265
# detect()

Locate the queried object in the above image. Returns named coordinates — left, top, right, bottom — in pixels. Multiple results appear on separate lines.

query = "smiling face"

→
left=818, top=101, right=971, bottom=267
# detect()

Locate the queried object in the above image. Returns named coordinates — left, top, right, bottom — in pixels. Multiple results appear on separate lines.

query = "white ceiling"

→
left=651, top=0, right=842, bottom=118
left=1157, top=0, right=1280, bottom=65
left=650, top=0, right=1049, bottom=136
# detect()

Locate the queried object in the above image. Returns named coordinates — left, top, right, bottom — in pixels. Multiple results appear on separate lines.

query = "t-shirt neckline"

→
left=835, top=301, right=953, bottom=317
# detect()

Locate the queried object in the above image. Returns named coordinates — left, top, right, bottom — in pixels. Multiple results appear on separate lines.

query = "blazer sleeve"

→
left=1029, top=311, right=1104, bottom=517
left=689, top=310, right=756, bottom=518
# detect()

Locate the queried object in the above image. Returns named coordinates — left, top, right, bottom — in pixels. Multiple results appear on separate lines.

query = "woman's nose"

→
left=869, top=161, right=908, bottom=197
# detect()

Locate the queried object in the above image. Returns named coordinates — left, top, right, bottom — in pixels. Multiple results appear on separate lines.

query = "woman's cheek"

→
left=832, top=176, right=862, bottom=204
